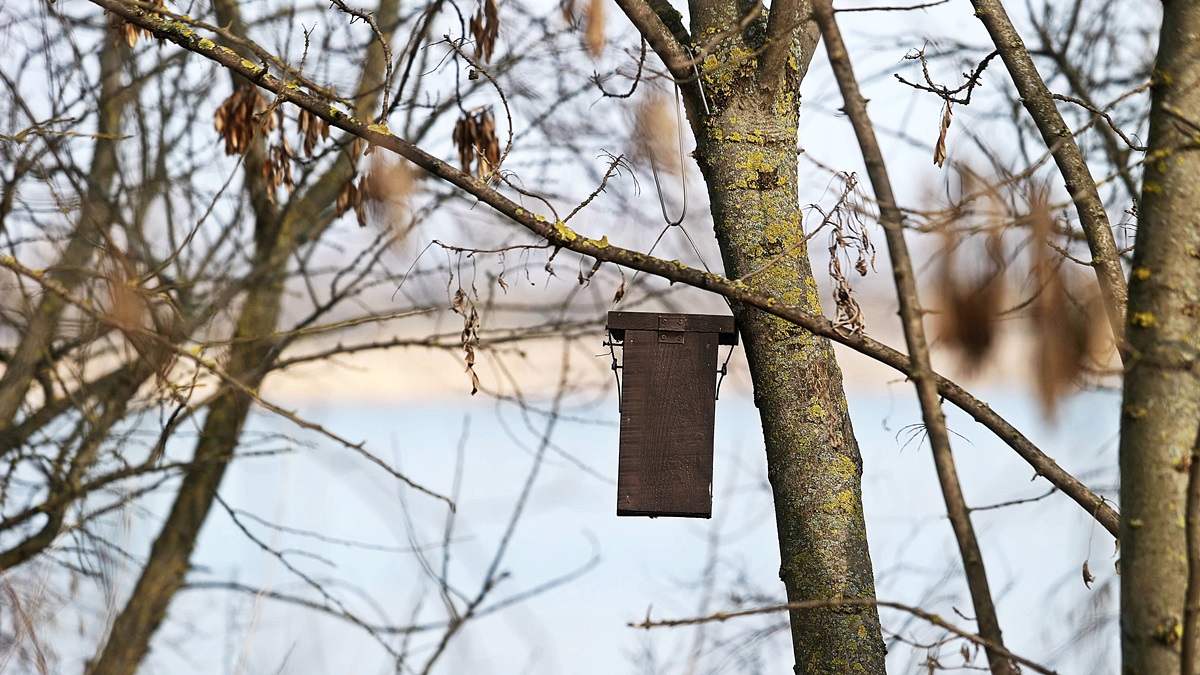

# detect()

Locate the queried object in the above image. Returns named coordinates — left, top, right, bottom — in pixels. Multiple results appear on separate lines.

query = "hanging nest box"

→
left=606, top=311, right=738, bottom=518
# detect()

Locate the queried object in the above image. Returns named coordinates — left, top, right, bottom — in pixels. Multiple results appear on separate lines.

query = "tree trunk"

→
left=1120, top=3, right=1200, bottom=673
left=86, top=1, right=398, bottom=671
left=687, top=2, right=887, bottom=671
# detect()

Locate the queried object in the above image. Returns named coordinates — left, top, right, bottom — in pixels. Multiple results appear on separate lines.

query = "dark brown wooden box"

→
left=607, top=312, right=737, bottom=518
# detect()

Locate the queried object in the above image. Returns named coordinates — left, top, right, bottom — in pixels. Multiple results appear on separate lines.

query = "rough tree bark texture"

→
left=685, top=1, right=887, bottom=671
left=1120, top=3, right=1200, bottom=674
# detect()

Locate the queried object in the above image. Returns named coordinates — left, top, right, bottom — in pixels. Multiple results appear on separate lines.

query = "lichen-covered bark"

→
left=1119, top=3, right=1200, bottom=674
left=686, top=2, right=886, bottom=672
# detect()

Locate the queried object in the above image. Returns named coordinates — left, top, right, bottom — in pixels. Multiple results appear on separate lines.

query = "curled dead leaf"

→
left=933, top=102, right=952, bottom=168
left=825, top=175, right=872, bottom=334
left=451, top=287, right=482, bottom=395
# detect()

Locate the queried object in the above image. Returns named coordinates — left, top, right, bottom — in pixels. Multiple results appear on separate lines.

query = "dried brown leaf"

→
left=933, top=102, right=952, bottom=168
left=612, top=279, right=626, bottom=304
left=451, top=288, right=482, bottom=395
left=825, top=176, right=873, bottom=334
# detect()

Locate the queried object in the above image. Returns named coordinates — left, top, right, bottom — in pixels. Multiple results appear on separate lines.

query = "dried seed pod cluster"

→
left=336, top=153, right=418, bottom=233
left=213, top=81, right=330, bottom=204
left=933, top=174, right=1106, bottom=415
left=336, top=178, right=368, bottom=227
left=936, top=231, right=1005, bottom=372
left=262, top=135, right=294, bottom=203
left=1027, top=190, right=1103, bottom=416
left=213, top=83, right=274, bottom=156
left=298, top=109, right=331, bottom=157
left=452, top=109, right=501, bottom=180
left=470, top=0, right=500, bottom=63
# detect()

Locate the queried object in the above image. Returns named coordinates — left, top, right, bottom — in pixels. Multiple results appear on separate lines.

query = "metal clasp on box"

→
left=656, top=315, right=688, bottom=344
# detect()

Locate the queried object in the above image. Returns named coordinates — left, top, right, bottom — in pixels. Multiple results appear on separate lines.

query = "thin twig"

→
left=837, top=0, right=950, bottom=12
left=631, top=597, right=1057, bottom=675
left=971, top=487, right=1058, bottom=513
left=328, top=0, right=395, bottom=121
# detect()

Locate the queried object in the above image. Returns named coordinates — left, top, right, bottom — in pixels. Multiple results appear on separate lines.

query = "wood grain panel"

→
left=615, top=328, right=718, bottom=518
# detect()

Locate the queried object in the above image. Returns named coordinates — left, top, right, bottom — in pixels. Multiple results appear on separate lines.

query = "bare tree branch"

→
left=812, top=2, right=1016, bottom=672
left=632, top=597, right=1058, bottom=675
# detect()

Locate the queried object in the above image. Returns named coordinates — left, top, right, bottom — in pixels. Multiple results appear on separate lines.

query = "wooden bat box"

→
left=606, top=311, right=737, bottom=518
